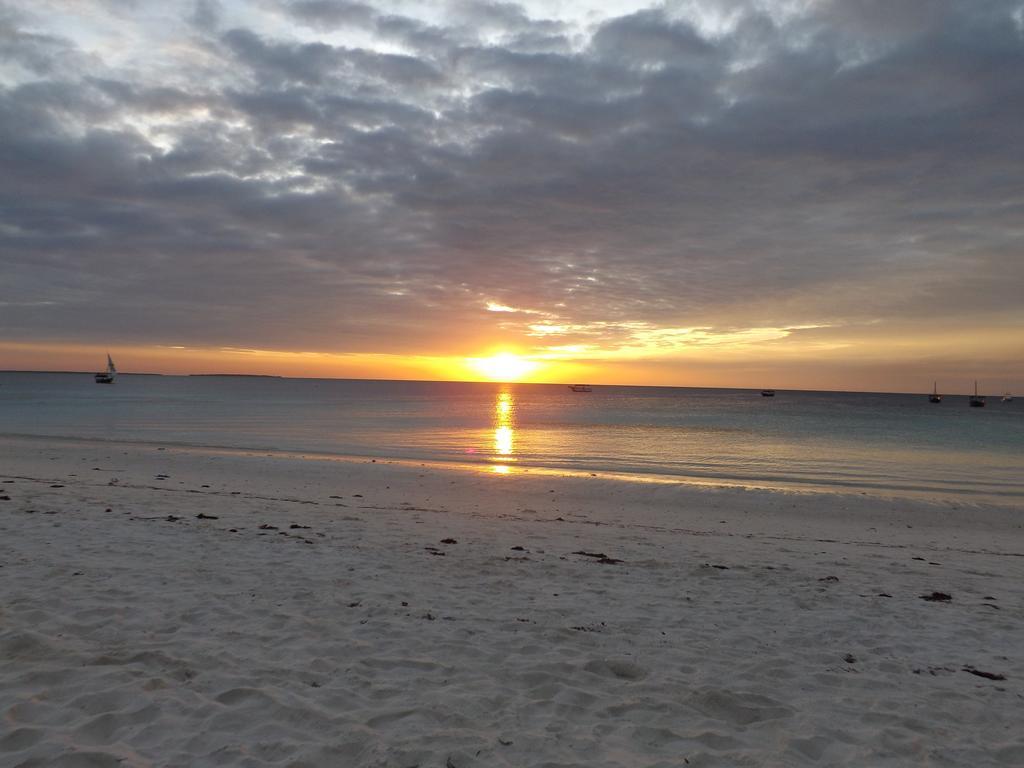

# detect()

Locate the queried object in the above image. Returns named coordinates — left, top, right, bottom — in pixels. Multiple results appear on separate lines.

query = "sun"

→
left=467, top=352, right=540, bottom=382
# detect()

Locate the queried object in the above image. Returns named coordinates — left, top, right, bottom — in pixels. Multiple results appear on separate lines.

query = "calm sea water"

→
left=2, top=373, right=1022, bottom=503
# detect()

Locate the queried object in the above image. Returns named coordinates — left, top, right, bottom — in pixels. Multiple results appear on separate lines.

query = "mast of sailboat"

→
left=969, top=379, right=987, bottom=407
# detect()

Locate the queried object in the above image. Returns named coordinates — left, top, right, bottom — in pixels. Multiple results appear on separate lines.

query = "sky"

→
left=1, top=0, right=1022, bottom=392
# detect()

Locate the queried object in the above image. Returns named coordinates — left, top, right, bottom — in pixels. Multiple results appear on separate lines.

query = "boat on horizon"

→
left=95, top=354, right=117, bottom=384
left=761, top=389, right=775, bottom=397
left=969, top=380, right=985, bottom=408
left=568, top=384, right=592, bottom=392
left=929, top=382, right=942, bottom=403
left=1002, top=392, right=1013, bottom=402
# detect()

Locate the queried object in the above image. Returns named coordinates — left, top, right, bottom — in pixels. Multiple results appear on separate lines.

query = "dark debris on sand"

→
left=962, top=666, right=1007, bottom=681
left=572, top=550, right=624, bottom=564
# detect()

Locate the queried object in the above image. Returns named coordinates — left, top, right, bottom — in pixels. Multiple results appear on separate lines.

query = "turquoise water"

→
left=1, top=373, right=1022, bottom=503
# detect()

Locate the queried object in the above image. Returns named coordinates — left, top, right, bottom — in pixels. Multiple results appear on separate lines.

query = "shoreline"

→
left=1, top=436, right=1022, bottom=766
left=3, top=432, right=1020, bottom=508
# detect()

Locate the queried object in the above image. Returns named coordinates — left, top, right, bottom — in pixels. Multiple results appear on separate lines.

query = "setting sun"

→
left=466, top=353, right=540, bottom=382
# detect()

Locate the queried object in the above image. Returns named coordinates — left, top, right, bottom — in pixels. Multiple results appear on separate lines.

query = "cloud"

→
left=1, top=0, right=1022, bottom=381
left=285, top=0, right=377, bottom=30
left=0, top=8, right=91, bottom=77
left=190, top=0, right=222, bottom=30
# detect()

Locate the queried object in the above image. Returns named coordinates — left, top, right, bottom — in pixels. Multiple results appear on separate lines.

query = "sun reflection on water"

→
left=495, top=425, right=513, bottom=455
left=492, top=391, right=516, bottom=472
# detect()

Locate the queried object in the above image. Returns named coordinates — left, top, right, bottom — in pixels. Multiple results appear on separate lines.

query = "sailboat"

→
left=568, top=384, right=592, bottom=392
left=95, top=354, right=116, bottom=384
left=928, top=382, right=942, bottom=403
left=1002, top=393, right=1014, bottom=402
left=969, top=380, right=985, bottom=408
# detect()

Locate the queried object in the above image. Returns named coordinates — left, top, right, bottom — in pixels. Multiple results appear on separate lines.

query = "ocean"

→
left=2, top=372, right=1021, bottom=504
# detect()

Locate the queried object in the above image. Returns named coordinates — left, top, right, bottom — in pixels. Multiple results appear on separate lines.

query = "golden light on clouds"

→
left=4, top=308, right=1021, bottom=393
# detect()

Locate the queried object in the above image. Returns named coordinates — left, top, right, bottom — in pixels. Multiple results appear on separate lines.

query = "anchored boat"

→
left=95, top=354, right=117, bottom=384
left=969, top=381, right=985, bottom=408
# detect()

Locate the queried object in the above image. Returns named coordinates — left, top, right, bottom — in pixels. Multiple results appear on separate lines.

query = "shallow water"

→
left=2, top=373, right=1021, bottom=503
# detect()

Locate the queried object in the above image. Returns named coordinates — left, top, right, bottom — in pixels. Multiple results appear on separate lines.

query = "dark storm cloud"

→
left=1, top=0, right=1023, bottom=359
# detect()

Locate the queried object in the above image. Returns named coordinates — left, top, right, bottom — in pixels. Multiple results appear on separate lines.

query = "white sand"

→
left=1, top=434, right=1022, bottom=767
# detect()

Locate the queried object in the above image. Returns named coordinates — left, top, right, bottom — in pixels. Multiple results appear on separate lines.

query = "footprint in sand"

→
left=583, top=658, right=648, bottom=681
left=688, top=688, right=794, bottom=725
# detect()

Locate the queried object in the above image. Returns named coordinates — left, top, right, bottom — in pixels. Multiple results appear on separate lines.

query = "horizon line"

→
left=0, top=369, right=1011, bottom=398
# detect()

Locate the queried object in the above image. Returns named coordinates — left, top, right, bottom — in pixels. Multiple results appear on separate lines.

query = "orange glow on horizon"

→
left=465, top=352, right=541, bottom=382
left=0, top=341, right=577, bottom=385
left=1, top=333, right=1020, bottom=394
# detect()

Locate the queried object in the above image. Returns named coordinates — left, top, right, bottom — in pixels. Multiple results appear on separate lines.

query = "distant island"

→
left=188, top=374, right=284, bottom=378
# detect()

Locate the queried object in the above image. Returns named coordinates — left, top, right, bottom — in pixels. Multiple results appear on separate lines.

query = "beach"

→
left=5, top=0, right=1023, bottom=761
left=1, top=434, right=1021, bottom=767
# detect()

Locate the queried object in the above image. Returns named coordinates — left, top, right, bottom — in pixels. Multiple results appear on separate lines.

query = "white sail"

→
left=96, top=353, right=117, bottom=382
